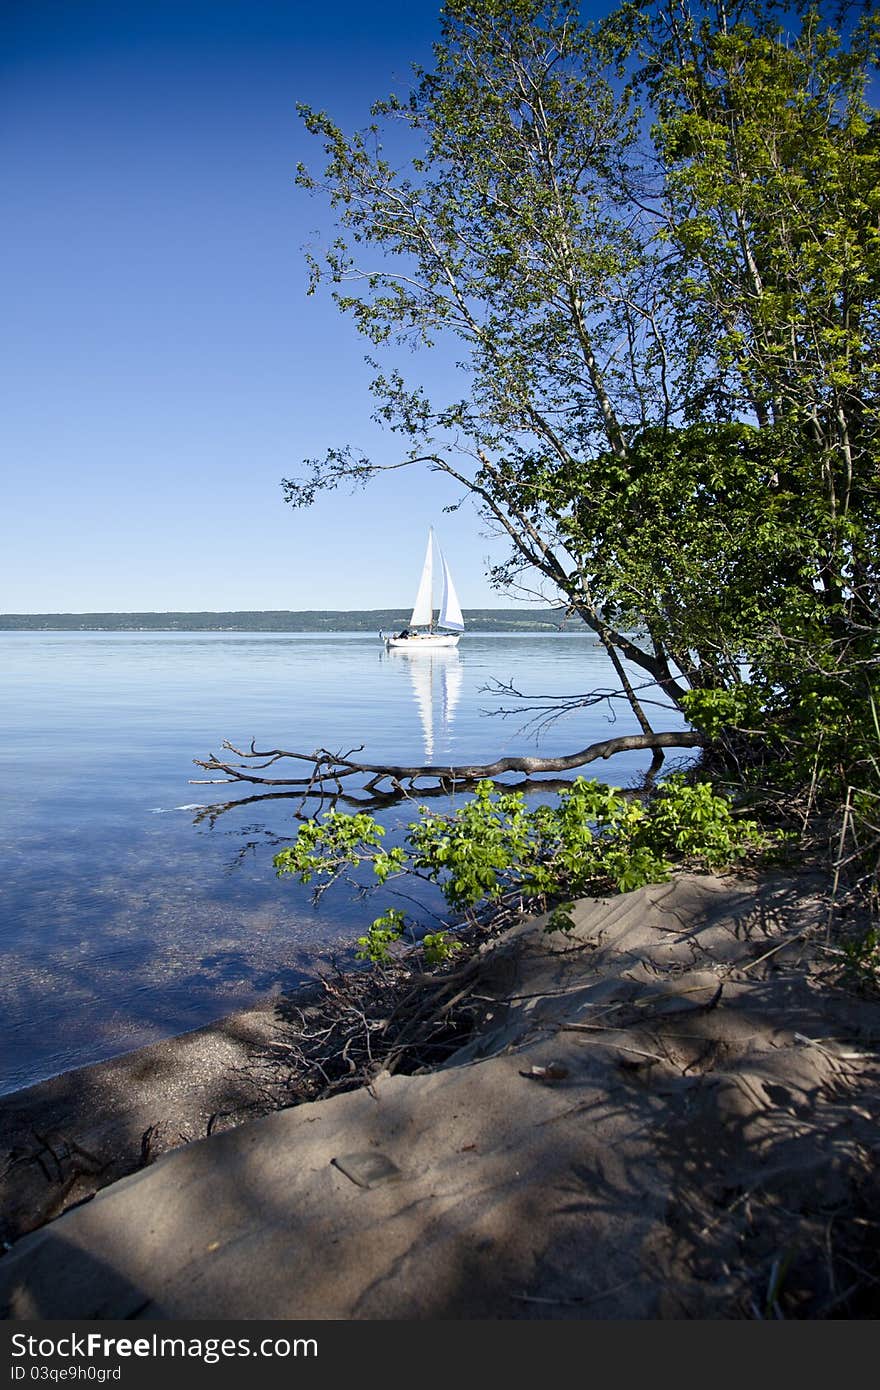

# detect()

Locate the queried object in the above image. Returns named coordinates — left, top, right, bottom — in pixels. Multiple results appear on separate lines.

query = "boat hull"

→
left=383, top=633, right=461, bottom=648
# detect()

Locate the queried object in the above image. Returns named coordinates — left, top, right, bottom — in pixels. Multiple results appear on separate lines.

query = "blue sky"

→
left=2, top=0, right=593, bottom=613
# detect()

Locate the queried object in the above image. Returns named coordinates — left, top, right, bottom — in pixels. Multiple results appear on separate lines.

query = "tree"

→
left=290, top=0, right=690, bottom=729
left=635, top=1, right=879, bottom=742
left=286, top=0, right=879, bottom=800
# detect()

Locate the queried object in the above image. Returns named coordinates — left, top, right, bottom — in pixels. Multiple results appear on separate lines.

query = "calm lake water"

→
left=0, top=631, right=691, bottom=1095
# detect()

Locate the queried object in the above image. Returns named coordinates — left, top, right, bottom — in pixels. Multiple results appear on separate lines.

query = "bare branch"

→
left=193, top=731, right=705, bottom=801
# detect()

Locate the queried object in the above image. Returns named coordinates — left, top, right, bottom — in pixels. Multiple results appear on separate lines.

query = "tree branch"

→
left=193, top=730, right=705, bottom=797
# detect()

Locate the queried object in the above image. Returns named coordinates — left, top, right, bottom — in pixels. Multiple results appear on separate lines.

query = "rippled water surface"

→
left=0, top=631, right=690, bottom=1094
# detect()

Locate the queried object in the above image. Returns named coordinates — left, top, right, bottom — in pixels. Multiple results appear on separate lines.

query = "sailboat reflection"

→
left=385, top=646, right=464, bottom=761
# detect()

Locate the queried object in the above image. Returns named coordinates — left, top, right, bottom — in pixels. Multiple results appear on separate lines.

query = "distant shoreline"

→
left=0, top=608, right=584, bottom=634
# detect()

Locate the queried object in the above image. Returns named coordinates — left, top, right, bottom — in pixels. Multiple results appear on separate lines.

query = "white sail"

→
left=409, top=530, right=434, bottom=628
left=438, top=549, right=464, bottom=631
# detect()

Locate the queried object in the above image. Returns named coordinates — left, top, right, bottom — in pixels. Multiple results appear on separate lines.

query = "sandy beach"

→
left=2, top=870, right=878, bottom=1319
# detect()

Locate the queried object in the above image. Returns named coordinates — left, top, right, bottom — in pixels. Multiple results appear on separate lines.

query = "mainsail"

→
left=409, top=530, right=434, bottom=628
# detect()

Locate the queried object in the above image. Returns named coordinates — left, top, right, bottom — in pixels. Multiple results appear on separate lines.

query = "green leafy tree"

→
left=290, top=0, right=691, bottom=723
left=288, top=0, right=879, bottom=803
left=627, top=0, right=880, bottom=791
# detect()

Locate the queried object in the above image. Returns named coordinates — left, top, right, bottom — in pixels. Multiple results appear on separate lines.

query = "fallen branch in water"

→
left=192, top=730, right=706, bottom=802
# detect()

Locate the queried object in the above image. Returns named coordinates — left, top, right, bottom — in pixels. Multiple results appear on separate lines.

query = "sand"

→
left=1, top=871, right=878, bottom=1319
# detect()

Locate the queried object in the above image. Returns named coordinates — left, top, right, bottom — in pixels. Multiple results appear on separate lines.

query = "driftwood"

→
left=192, top=730, right=706, bottom=806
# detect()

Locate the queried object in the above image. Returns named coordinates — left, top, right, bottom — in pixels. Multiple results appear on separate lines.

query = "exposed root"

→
left=253, top=922, right=510, bottom=1105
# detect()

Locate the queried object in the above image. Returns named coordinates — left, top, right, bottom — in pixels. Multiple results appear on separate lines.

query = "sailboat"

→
left=381, top=528, right=465, bottom=648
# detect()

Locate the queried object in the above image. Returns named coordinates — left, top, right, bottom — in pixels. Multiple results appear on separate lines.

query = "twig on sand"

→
left=513, top=1276, right=638, bottom=1307
left=738, top=933, right=808, bottom=974
left=555, top=1026, right=666, bottom=1064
